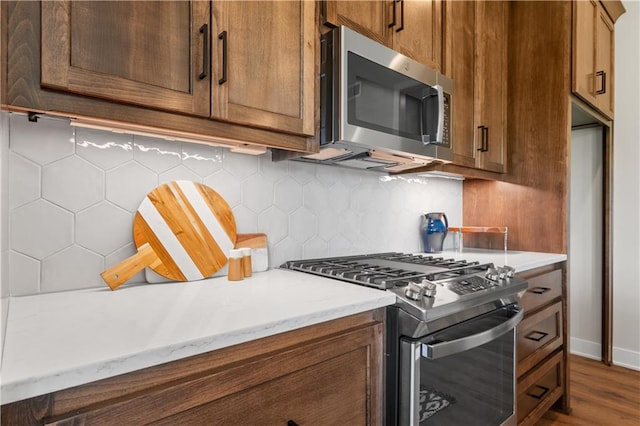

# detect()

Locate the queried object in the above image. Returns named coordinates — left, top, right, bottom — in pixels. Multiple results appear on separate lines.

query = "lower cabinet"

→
left=0, top=312, right=383, bottom=425
left=516, top=263, right=568, bottom=425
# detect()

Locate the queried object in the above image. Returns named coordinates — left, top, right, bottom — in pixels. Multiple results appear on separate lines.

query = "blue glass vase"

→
left=421, top=212, right=448, bottom=253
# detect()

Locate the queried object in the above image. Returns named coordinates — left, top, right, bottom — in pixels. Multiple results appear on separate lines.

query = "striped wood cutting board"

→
left=101, top=181, right=236, bottom=290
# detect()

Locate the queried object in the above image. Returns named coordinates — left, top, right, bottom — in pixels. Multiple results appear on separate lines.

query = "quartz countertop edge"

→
left=438, top=249, right=567, bottom=272
left=0, top=269, right=396, bottom=405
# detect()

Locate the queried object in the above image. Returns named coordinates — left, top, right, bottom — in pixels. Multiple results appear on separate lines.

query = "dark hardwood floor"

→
left=536, top=355, right=640, bottom=425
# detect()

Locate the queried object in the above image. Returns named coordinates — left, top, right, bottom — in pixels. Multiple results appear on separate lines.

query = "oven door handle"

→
left=421, top=307, right=523, bottom=360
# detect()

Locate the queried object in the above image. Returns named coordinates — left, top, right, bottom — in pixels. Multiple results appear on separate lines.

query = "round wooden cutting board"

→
left=101, top=181, right=237, bottom=290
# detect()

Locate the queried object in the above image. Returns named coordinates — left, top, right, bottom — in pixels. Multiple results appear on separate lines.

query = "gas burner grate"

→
left=376, top=253, right=480, bottom=269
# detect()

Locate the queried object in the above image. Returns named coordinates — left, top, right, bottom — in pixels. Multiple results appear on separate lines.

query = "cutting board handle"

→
left=101, top=243, right=161, bottom=290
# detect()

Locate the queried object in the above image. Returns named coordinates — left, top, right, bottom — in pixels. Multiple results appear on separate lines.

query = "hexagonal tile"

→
left=204, top=170, right=242, bottom=208
left=287, top=161, right=316, bottom=185
left=350, top=180, right=378, bottom=214
left=11, top=200, right=73, bottom=259
left=303, top=237, right=328, bottom=259
left=335, top=167, right=362, bottom=189
left=158, top=165, right=201, bottom=185
left=182, top=143, right=223, bottom=177
left=232, top=205, right=258, bottom=233
left=271, top=236, right=302, bottom=268
left=338, top=210, right=361, bottom=243
left=76, top=127, right=133, bottom=170
left=106, top=161, right=158, bottom=212
left=76, top=202, right=133, bottom=255
left=315, top=164, right=340, bottom=187
left=9, top=152, right=40, bottom=209
left=9, top=251, right=40, bottom=296
left=42, top=156, right=104, bottom=212
left=289, top=207, right=317, bottom=243
left=328, top=235, right=352, bottom=257
left=222, top=151, right=258, bottom=179
left=41, top=245, right=104, bottom=292
left=259, top=151, right=288, bottom=183
left=10, top=114, right=74, bottom=166
left=302, top=180, right=330, bottom=214
left=133, top=135, right=182, bottom=173
left=242, top=174, right=274, bottom=214
left=274, top=179, right=302, bottom=213
left=105, top=243, right=145, bottom=284
left=258, top=206, right=288, bottom=244
left=317, top=213, right=338, bottom=242
left=326, top=182, right=350, bottom=213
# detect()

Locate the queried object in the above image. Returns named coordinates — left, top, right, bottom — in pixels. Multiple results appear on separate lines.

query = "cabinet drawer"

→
left=517, top=302, right=563, bottom=377
left=517, top=351, right=564, bottom=425
left=520, top=269, right=562, bottom=314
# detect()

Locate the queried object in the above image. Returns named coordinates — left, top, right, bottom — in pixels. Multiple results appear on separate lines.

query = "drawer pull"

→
left=527, top=384, right=550, bottom=400
left=529, top=286, right=551, bottom=295
left=525, top=330, right=549, bottom=342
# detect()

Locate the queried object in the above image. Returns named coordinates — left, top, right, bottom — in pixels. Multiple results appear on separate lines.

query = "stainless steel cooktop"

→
left=281, top=252, right=528, bottom=331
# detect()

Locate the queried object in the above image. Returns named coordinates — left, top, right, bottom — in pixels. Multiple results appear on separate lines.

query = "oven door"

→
left=398, top=305, right=523, bottom=426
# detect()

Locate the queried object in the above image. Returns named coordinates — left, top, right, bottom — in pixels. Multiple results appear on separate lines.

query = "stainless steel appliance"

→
left=296, top=26, right=453, bottom=173
left=281, top=253, right=527, bottom=425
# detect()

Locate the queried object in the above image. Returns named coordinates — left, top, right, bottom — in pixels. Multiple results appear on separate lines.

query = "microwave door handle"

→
left=421, top=85, right=444, bottom=145
left=420, top=307, right=523, bottom=360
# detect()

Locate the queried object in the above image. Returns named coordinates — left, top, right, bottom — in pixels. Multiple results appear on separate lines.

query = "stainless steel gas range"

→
left=281, top=252, right=528, bottom=426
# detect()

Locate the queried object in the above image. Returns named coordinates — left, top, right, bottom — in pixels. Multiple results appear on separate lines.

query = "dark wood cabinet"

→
left=2, top=0, right=316, bottom=153
left=212, top=0, right=315, bottom=136
left=322, top=0, right=444, bottom=72
left=516, top=263, right=568, bottom=426
left=448, top=0, right=507, bottom=173
left=0, top=312, right=383, bottom=426
left=41, top=1, right=211, bottom=117
left=572, top=0, right=617, bottom=119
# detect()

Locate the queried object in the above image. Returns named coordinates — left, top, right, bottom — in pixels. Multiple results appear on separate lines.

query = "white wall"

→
left=0, top=111, right=463, bottom=296
left=613, top=0, right=640, bottom=370
left=570, top=127, right=604, bottom=359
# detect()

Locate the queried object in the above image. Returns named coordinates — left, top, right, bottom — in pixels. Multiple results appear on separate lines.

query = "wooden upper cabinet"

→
left=448, top=0, right=507, bottom=174
left=212, top=1, right=315, bottom=136
left=572, top=0, right=616, bottom=119
left=41, top=1, right=211, bottom=117
left=322, top=0, right=444, bottom=72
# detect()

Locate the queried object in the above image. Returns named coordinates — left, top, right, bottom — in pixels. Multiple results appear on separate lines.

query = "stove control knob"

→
left=485, top=267, right=500, bottom=282
left=404, top=279, right=437, bottom=300
left=501, top=265, right=516, bottom=278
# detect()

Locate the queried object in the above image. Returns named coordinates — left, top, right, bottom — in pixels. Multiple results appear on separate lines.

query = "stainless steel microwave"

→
left=300, top=26, right=453, bottom=173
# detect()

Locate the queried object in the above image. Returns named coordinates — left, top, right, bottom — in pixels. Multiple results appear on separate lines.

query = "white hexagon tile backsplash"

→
left=2, top=112, right=463, bottom=296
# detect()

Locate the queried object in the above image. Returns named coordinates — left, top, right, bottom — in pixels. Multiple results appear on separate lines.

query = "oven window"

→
left=399, top=308, right=518, bottom=425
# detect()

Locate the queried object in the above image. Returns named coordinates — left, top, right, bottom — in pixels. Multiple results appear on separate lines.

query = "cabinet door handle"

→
left=396, top=0, right=405, bottom=32
left=198, top=24, right=209, bottom=80
left=596, top=70, right=606, bottom=95
left=287, top=421, right=299, bottom=426
left=218, top=30, right=228, bottom=85
left=524, top=330, right=549, bottom=342
left=527, top=384, right=550, bottom=400
left=529, top=286, right=551, bottom=295
left=388, top=0, right=397, bottom=28
left=477, top=126, right=488, bottom=152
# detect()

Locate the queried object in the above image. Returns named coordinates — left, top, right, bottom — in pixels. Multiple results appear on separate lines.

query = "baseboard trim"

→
left=569, top=337, right=640, bottom=371
left=613, top=346, right=640, bottom=371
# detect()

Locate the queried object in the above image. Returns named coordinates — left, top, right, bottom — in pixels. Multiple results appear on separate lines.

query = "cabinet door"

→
left=212, top=1, right=315, bottom=136
left=41, top=1, right=211, bottom=116
left=573, top=0, right=598, bottom=107
left=475, top=0, right=507, bottom=173
left=323, top=0, right=390, bottom=45
left=392, top=0, right=444, bottom=72
left=449, top=1, right=477, bottom=168
left=595, top=6, right=614, bottom=118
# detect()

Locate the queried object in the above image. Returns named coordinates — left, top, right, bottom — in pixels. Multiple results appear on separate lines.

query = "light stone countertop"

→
left=0, top=249, right=566, bottom=405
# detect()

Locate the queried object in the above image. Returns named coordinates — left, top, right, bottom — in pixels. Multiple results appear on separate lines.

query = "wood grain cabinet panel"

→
left=322, top=0, right=444, bottom=72
left=572, top=0, right=616, bottom=119
left=448, top=1, right=507, bottom=173
left=212, top=0, right=315, bottom=136
left=41, top=1, right=211, bottom=117
left=1, top=313, right=383, bottom=426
